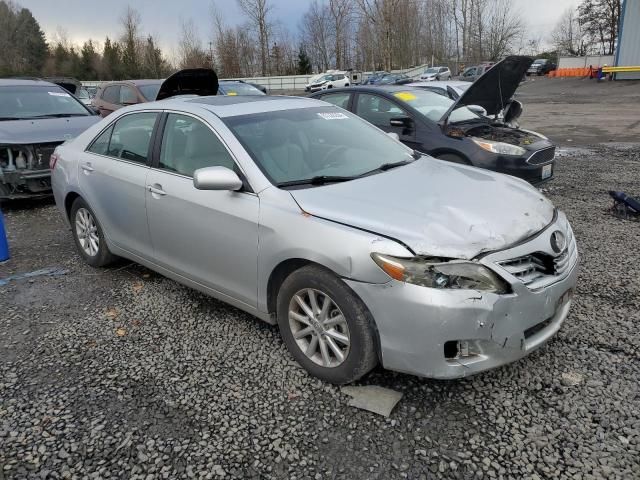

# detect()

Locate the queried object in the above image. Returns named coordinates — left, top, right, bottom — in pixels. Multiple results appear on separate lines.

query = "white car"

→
left=309, top=73, right=350, bottom=92
left=420, top=66, right=451, bottom=81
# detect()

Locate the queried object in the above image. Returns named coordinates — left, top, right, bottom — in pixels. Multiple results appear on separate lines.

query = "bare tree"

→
left=551, top=7, right=587, bottom=56
left=328, top=0, right=353, bottom=69
left=300, top=1, right=332, bottom=71
left=178, top=18, right=209, bottom=69
left=237, top=0, right=272, bottom=75
left=120, top=6, right=142, bottom=77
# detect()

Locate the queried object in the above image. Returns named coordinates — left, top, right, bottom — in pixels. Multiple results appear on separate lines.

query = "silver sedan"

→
left=51, top=96, right=578, bottom=384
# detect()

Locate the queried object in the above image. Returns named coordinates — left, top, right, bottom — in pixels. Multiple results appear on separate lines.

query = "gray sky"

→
left=19, top=0, right=580, bottom=58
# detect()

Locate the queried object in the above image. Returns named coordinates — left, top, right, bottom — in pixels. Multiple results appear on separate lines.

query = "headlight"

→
left=371, top=253, right=510, bottom=293
left=471, top=138, right=527, bottom=156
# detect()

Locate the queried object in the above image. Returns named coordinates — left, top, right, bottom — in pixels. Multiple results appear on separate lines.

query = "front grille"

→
left=527, top=147, right=555, bottom=165
left=33, top=142, right=63, bottom=169
left=498, top=225, right=577, bottom=289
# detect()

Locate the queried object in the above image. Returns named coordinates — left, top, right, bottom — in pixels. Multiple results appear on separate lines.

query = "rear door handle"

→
left=81, top=162, right=94, bottom=173
left=148, top=185, right=167, bottom=196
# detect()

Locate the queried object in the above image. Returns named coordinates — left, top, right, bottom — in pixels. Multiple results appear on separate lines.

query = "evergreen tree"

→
left=14, top=7, right=48, bottom=75
left=102, top=37, right=122, bottom=80
left=80, top=40, right=98, bottom=80
left=297, top=46, right=312, bottom=75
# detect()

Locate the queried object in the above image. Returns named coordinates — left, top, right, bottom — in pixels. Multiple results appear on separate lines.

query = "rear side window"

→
left=87, top=126, right=114, bottom=155
left=106, top=112, right=158, bottom=163
left=102, top=86, right=120, bottom=104
left=159, top=114, right=235, bottom=177
left=319, top=93, right=351, bottom=109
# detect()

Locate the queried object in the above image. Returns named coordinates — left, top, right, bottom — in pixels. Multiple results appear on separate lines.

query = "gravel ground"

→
left=1, top=144, right=639, bottom=480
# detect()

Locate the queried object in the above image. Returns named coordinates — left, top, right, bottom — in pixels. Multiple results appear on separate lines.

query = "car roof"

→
left=407, top=80, right=469, bottom=88
left=134, top=95, right=328, bottom=118
left=0, top=78, right=60, bottom=87
left=100, top=79, right=163, bottom=87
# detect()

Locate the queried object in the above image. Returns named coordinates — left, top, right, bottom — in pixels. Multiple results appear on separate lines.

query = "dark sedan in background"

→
left=0, top=79, right=100, bottom=199
left=311, top=56, right=555, bottom=185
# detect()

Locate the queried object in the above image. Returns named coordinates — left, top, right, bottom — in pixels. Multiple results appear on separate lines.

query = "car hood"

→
left=441, top=56, right=533, bottom=121
left=0, top=116, right=100, bottom=144
left=288, top=158, right=554, bottom=259
left=156, top=68, right=219, bottom=100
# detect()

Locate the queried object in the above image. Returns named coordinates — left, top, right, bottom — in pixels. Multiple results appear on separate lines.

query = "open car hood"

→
left=156, top=68, right=219, bottom=101
left=441, top=56, right=533, bottom=123
left=44, top=77, right=82, bottom=95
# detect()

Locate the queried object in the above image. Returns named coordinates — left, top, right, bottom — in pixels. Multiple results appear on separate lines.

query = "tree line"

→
left=0, top=0, right=625, bottom=82
left=551, top=0, right=622, bottom=57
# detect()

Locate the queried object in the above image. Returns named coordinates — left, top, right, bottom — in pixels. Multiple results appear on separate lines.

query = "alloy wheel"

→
left=75, top=207, right=99, bottom=257
left=288, top=288, right=351, bottom=367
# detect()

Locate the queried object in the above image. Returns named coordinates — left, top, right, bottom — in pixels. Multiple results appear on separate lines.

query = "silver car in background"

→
left=51, top=96, right=578, bottom=384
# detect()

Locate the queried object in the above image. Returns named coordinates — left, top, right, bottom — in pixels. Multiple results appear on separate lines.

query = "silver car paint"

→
left=52, top=96, right=578, bottom=379
left=289, top=158, right=554, bottom=260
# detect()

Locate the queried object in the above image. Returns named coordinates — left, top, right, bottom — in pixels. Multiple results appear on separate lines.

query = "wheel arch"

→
left=64, top=191, right=82, bottom=220
left=266, top=257, right=383, bottom=363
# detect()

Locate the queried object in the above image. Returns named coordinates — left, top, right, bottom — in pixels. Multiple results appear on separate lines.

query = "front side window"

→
left=106, top=112, right=158, bottom=163
left=120, top=86, right=137, bottom=105
left=355, top=93, right=405, bottom=126
left=319, top=93, right=351, bottom=109
left=159, top=114, right=235, bottom=177
left=0, top=85, right=90, bottom=120
left=223, top=107, right=414, bottom=186
left=102, top=85, right=120, bottom=104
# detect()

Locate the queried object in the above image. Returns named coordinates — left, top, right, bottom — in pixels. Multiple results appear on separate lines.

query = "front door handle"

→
left=148, top=185, right=166, bottom=196
left=81, top=162, right=94, bottom=173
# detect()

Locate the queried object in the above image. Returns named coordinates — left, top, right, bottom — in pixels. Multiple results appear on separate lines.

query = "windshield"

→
left=0, top=85, right=90, bottom=120
left=223, top=107, right=415, bottom=186
left=219, top=82, right=265, bottom=96
left=390, top=90, right=480, bottom=123
left=424, top=68, right=438, bottom=74
left=138, top=83, right=162, bottom=101
left=533, top=59, right=545, bottom=64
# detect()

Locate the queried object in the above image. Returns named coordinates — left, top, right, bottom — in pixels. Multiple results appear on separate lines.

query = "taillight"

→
left=49, top=153, right=58, bottom=170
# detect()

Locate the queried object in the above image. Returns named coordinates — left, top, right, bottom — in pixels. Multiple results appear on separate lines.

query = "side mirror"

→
left=390, top=116, right=413, bottom=128
left=468, top=105, right=488, bottom=117
left=193, top=166, right=243, bottom=191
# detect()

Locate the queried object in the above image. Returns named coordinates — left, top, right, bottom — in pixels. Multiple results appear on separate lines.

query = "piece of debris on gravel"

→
left=342, top=386, right=403, bottom=417
left=1, top=144, right=639, bottom=479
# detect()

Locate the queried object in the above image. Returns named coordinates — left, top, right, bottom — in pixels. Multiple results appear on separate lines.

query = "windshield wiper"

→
left=358, top=158, right=414, bottom=177
left=277, top=175, right=356, bottom=187
left=27, top=113, right=88, bottom=119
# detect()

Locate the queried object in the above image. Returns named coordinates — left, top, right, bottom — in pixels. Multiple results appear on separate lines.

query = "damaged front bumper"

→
left=0, top=168, right=52, bottom=199
left=345, top=215, right=579, bottom=379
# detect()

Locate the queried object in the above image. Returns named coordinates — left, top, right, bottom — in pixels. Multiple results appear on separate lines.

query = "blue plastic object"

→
left=0, top=206, right=9, bottom=262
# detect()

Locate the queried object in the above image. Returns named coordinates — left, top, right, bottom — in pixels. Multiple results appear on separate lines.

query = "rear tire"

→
left=70, top=197, right=117, bottom=267
left=276, top=265, right=378, bottom=385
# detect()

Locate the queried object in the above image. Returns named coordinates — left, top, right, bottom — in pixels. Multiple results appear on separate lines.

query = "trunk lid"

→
left=156, top=68, right=219, bottom=101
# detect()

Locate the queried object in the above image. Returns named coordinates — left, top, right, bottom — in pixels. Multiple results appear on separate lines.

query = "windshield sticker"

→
left=48, top=91, right=71, bottom=97
left=317, top=112, right=349, bottom=120
left=227, top=92, right=238, bottom=96
left=394, top=92, right=417, bottom=102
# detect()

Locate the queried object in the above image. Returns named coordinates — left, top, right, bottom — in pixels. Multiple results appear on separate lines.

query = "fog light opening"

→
left=444, top=340, right=473, bottom=360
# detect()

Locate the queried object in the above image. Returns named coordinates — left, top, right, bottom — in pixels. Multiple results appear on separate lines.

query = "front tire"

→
left=277, top=265, right=378, bottom=384
left=70, top=197, right=117, bottom=267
